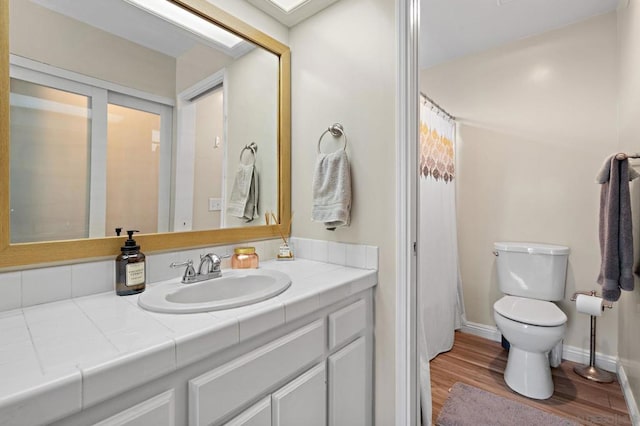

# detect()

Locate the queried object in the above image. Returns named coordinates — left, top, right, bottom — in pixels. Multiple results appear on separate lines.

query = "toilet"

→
left=492, top=242, right=569, bottom=400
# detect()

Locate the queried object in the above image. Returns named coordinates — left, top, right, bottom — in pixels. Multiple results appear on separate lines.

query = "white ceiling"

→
left=420, top=0, right=620, bottom=69
left=31, top=0, right=253, bottom=59
left=244, top=0, right=340, bottom=27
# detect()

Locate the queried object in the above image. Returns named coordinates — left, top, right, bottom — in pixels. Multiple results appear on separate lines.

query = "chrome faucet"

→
left=170, top=252, right=224, bottom=284
left=198, top=253, right=222, bottom=277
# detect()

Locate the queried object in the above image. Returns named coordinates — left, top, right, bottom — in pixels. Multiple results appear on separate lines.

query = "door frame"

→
left=396, top=0, right=421, bottom=424
left=175, top=69, right=229, bottom=231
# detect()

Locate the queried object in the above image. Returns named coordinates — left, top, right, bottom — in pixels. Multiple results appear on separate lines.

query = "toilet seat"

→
left=494, top=295, right=567, bottom=327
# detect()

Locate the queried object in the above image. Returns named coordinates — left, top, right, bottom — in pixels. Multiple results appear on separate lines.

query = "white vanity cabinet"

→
left=271, top=362, right=326, bottom=426
left=328, top=338, right=367, bottom=426
left=48, top=289, right=373, bottom=426
left=224, top=397, right=272, bottom=426
left=224, top=363, right=326, bottom=426
left=92, top=390, right=176, bottom=426
left=192, top=296, right=371, bottom=426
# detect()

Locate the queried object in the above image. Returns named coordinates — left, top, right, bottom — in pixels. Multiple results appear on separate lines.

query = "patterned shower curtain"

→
left=418, top=96, right=465, bottom=424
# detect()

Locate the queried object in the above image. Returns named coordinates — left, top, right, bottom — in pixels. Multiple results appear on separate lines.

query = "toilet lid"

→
left=494, top=296, right=567, bottom=327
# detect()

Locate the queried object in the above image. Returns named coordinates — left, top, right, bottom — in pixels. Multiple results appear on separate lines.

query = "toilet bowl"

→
left=494, top=295, right=567, bottom=399
left=492, top=242, right=570, bottom=400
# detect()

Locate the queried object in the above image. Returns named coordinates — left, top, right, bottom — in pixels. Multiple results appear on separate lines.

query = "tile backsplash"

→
left=0, top=238, right=378, bottom=312
left=290, top=238, right=379, bottom=270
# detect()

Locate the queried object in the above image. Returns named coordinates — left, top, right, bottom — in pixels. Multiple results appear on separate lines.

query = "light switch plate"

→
left=209, top=198, right=222, bottom=211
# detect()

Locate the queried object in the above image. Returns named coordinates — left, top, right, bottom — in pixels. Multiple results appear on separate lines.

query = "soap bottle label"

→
left=126, top=263, right=145, bottom=286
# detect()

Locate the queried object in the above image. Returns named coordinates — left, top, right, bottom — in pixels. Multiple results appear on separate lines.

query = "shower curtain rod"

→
left=420, top=92, right=455, bottom=121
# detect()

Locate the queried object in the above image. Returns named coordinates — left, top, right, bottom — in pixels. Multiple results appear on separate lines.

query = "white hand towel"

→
left=312, top=150, right=351, bottom=230
left=228, top=164, right=259, bottom=222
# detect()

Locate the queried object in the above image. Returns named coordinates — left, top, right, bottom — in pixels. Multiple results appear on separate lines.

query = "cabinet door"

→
left=224, top=397, right=271, bottom=426
left=272, top=363, right=326, bottom=426
left=189, top=320, right=324, bottom=426
left=328, top=337, right=367, bottom=426
left=93, top=390, right=175, bottom=426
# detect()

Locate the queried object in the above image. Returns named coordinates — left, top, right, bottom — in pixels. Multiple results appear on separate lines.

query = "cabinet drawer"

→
left=93, top=390, right=175, bottom=426
left=189, top=319, right=325, bottom=426
left=328, top=299, right=366, bottom=350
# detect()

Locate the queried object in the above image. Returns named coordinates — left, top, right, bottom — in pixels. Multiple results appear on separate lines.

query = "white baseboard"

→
left=460, top=322, right=501, bottom=342
left=460, top=321, right=617, bottom=372
left=618, top=364, right=640, bottom=426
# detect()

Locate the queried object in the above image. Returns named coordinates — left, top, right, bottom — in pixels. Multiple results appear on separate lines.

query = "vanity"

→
left=0, top=258, right=376, bottom=426
left=0, top=1, right=377, bottom=424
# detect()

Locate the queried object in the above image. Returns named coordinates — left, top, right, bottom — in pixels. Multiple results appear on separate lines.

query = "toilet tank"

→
left=494, top=242, right=570, bottom=301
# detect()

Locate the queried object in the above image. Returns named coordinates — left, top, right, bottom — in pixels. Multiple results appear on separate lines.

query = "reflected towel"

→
left=312, top=150, right=351, bottom=230
left=596, top=154, right=637, bottom=301
left=228, top=164, right=259, bottom=222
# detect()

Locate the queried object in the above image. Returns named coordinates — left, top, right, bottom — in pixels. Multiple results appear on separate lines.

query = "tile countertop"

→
left=0, top=259, right=377, bottom=426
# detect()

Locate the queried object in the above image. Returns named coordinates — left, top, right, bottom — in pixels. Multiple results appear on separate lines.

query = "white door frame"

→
left=396, top=0, right=421, bottom=425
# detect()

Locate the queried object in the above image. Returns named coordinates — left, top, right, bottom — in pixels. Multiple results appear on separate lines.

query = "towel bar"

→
left=317, top=123, right=348, bottom=154
left=240, top=142, right=258, bottom=165
left=615, top=152, right=640, bottom=160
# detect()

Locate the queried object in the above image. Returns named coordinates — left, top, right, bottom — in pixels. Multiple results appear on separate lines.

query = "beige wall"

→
left=175, top=44, right=233, bottom=94
left=422, top=13, right=620, bottom=354
left=289, top=0, right=396, bottom=423
left=617, top=0, right=640, bottom=419
left=192, top=88, right=224, bottom=230
left=10, top=0, right=176, bottom=98
left=225, top=48, right=279, bottom=227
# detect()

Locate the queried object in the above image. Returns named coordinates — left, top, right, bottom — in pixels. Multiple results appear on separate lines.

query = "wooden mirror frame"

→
left=0, top=0, right=291, bottom=269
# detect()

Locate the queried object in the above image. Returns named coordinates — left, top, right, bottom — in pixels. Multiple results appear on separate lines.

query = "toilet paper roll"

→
left=576, top=294, right=604, bottom=317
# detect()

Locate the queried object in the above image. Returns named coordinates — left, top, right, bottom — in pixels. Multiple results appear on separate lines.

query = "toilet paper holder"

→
left=570, top=290, right=613, bottom=310
left=570, top=290, right=615, bottom=383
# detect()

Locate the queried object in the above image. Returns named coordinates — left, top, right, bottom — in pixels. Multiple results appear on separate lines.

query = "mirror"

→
left=0, top=0, right=291, bottom=268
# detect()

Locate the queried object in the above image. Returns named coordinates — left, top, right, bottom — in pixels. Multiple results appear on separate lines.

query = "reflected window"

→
left=9, top=65, right=173, bottom=243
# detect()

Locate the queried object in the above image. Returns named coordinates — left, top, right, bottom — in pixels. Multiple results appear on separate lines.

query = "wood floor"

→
left=430, top=332, right=631, bottom=425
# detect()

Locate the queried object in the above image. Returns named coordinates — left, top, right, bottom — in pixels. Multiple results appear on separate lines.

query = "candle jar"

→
left=231, top=247, right=259, bottom=269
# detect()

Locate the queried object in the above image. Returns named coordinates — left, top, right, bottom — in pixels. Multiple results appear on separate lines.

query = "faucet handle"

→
left=170, top=260, right=197, bottom=283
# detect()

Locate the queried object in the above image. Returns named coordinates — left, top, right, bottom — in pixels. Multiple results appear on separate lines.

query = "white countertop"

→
left=0, top=259, right=377, bottom=425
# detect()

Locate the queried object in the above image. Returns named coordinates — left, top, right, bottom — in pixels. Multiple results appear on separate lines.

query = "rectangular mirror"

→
left=0, top=0, right=291, bottom=268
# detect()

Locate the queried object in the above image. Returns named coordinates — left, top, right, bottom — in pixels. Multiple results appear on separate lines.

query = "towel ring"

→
left=240, top=142, right=258, bottom=165
left=317, top=123, right=348, bottom=154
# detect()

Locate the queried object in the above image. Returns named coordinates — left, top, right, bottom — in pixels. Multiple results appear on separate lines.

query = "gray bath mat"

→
left=436, top=382, right=580, bottom=426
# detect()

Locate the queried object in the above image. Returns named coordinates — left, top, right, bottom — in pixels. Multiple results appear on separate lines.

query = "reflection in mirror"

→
left=9, top=0, right=279, bottom=243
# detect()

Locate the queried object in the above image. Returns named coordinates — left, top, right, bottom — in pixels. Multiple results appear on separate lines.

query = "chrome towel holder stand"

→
left=570, top=290, right=614, bottom=383
left=317, top=123, right=348, bottom=154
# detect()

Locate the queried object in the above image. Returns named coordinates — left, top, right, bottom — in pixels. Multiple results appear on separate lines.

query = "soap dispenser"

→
left=115, top=230, right=146, bottom=296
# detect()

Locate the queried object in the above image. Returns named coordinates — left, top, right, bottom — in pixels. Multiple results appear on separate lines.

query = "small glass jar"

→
left=231, top=246, right=259, bottom=269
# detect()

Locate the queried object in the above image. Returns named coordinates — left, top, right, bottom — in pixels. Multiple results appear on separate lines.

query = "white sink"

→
left=138, top=269, right=291, bottom=314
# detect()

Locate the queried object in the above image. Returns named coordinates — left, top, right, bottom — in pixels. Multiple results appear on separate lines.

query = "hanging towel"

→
left=596, top=154, right=638, bottom=301
left=312, top=150, right=351, bottom=230
left=228, top=163, right=259, bottom=222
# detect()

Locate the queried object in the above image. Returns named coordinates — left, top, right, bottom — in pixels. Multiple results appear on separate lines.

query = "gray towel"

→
left=312, top=150, right=351, bottom=230
left=227, top=164, right=259, bottom=222
left=596, top=154, right=637, bottom=301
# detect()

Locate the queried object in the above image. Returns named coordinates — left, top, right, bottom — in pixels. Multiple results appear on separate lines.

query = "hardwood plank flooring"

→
left=429, top=332, right=631, bottom=425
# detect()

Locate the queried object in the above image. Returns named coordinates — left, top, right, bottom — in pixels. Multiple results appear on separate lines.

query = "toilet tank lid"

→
left=494, top=296, right=567, bottom=326
left=494, top=242, right=570, bottom=255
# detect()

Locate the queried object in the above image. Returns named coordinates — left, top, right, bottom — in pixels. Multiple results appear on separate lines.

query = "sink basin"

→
left=138, top=269, right=291, bottom=313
